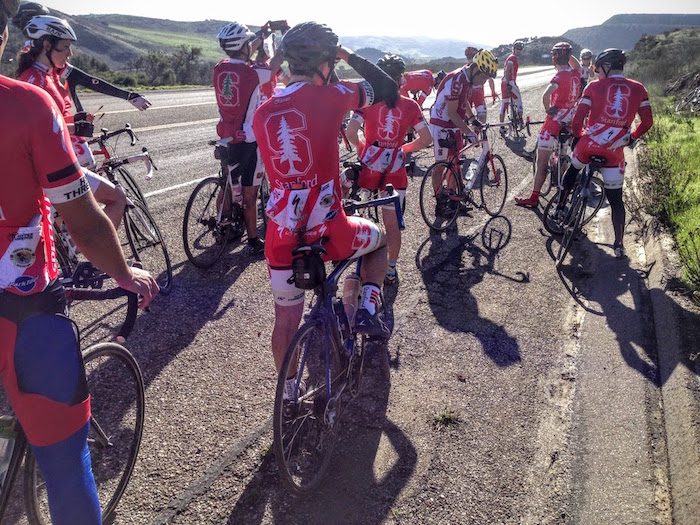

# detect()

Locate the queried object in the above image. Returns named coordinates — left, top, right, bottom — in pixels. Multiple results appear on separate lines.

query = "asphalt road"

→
left=2, top=68, right=675, bottom=525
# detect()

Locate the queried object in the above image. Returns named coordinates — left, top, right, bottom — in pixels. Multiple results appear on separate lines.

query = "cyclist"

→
left=399, top=67, right=434, bottom=109
left=16, top=14, right=134, bottom=229
left=0, top=2, right=158, bottom=523
left=252, top=22, right=398, bottom=394
left=345, top=54, right=432, bottom=285
left=579, top=48, right=594, bottom=94
left=214, top=21, right=282, bottom=254
left=465, top=46, right=498, bottom=123
left=499, top=40, right=525, bottom=137
left=515, top=42, right=581, bottom=208
left=433, top=69, right=446, bottom=90
left=429, top=49, right=498, bottom=215
left=555, top=49, right=653, bottom=258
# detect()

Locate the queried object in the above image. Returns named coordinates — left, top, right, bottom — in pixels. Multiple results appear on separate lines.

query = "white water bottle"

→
left=0, top=416, right=17, bottom=487
left=464, top=159, right=478, bottom=183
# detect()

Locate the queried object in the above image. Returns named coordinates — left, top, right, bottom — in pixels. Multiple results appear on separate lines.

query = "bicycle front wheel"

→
left=183, top=177, right=229, bottom=269
left=542, top=193, right=565, bottom=236
left=25, top=343, right=145, bottom=525
left=124, top=200, right=172, bottom=294
left=273, top=319, right=345, bottom=496
left=479, top=153, right=508, bottom=216
left=419, top=161, right=460, bottom=231
left=116, top=167, right=147, bottom=208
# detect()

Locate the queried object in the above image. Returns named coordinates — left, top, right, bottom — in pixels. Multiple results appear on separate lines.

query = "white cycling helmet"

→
left=217, top=22, right=254, bottom=53
left=24, top=14, right=76, bottom=41
left=580, top=48, right=593, bottom=60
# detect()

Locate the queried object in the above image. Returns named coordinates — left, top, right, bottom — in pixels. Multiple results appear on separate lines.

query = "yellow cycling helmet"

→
left=472, top=49, right=498, bottom=78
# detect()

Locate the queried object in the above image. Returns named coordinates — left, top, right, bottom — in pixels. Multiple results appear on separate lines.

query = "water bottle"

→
left=0, top=416, right=17, bottom=488
left=464, top=159, right=478, bottom=184
left=342, top=273, right=361, bottom=329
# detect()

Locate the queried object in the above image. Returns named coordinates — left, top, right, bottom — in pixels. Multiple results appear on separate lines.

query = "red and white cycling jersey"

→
left=501, top=54, right=519, bottom=86
left=353, top=95, right=427, bottom=190
left=0, top=77, right=86, bottom=296
left=252, top=60, right=278, bottom=103
left=399, top=70, right=433, bottom=106
left=19, top=62, right=74, bottom=122
left=252, top=80, right=375, bottom=266
left=214, top=58, right=274, bottom=142
left=548, top=67, right=582, bottom=123
left=572, top=74, right=653, bottom=147
left=429, top=66, right=474, bottom=128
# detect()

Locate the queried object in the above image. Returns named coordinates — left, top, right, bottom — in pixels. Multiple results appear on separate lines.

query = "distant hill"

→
left=341, top=36, right=487, bottom=63
left=562, top=13, right=700, bottom=54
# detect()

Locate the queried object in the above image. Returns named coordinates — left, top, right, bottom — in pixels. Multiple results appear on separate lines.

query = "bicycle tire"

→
left=510, top=102, right=522, bottom=139
left=419, top=161, right=460, bottom=231
left=183, top=177, right=230, bottom=269
left=124, top=200, right=172, bottom=294
left=581, top=176, right=606, bottom=228
left=556, top=194, right=587, bottom=268
left=479, top=153, right=508, bottom=216
left=540, top=150, right=557, bottom=197
left=116, top=167, right=147, bottom=208
left=273, top=319, right=344, bottom=496
left=542, top=193, right=564, bottom=236
left=25, top=342, right=145, bottom=525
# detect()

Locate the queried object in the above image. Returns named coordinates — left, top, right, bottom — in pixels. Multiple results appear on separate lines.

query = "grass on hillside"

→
left=109, top=25, right=223, bottom=62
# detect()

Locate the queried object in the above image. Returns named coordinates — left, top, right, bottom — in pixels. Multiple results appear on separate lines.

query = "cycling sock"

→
left=360, top=283, right=381, bottom=315
left=606, top=188, right=625, bottom=246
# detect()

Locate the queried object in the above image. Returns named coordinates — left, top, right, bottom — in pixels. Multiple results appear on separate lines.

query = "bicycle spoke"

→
left=183, top=177, right=229, bottom=269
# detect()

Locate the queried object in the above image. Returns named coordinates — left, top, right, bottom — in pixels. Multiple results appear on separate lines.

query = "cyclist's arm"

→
left=632, top=101, right=653, bottom=140
left=503, top=62, right=513, bottom=84
left=402, top=123, right=432, bottom=153
left=345, top=114, right=365, bottom=152
left=570, top=96, right=590, bottom=137
left=342, top=48, right=398, bottom=105
left=53, top=195, right=158, bottom=307
left=61, top=64, right=149, bottom=109
left=488, top=78, right=497, bottom=100
left=542, top=82, right=557, bottom=112
left=446, top=98, right=473, bottom=136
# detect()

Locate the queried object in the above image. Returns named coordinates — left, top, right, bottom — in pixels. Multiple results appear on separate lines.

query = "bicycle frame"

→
left=441, top=124, right=503, bottom=195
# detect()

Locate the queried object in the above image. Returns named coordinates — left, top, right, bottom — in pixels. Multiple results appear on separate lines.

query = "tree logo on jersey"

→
left=379, top=106, right=401, bottom=141
left=264, top=109, right=312, bottom=178
left=605, top=84, right=631, bottom=119
left=217, top=71, right=240, bottom=106
left=351, top=221, right=372, bottom=250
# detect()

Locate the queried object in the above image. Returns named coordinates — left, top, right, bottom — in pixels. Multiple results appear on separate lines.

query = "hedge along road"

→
left=3, top=70, right=674, bottom=525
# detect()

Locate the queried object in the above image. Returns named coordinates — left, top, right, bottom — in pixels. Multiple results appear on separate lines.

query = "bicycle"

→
left=504, top=96, right=529, bottom=140
left=550, top=155, right=608, bottom=267
left=0, top=287, right=145, bottom=525
left=340, top=160, right=410, bottom=224
left=182, top=139, right=270, bottom=269
left=531, top=125, right=573, bottom=197
left=419, top=123, right=509, bottom=231
left=675, top=85, right=700, bottom=114
left=53, top=152, right=173, bottom=295
left=272, top=189, right=404, bottom=496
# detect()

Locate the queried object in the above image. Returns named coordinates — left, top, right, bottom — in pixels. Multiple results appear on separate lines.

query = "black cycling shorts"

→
left=227, top=142, right=258, bottom=187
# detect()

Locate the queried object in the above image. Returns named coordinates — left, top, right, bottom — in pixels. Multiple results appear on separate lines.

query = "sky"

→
left=45, top=0, right=700, bottom=47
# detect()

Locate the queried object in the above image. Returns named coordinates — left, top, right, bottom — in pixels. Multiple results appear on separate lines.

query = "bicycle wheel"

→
left=124, top=200, right=172, bottom=294
left=25, top=343, right=145, bottom=525
left=419, top=162, right=460, bottom=231
left=675, top=89, right=696, bottom=113
left=479, top=153, right=508, bottom=216
left=581, top=176, right=606, bottom=227
left=510, top=103, right=521, bottom=139
left=183, top=177, right=229, bottom=269
left=539, top=151, right=557, bottom=197
left=273, top=319, right=345, bottom=496
left=556, top=194, right=587, bottom=268
left=542, top=193, right=565, bottom=236
left=53, top=224, right=77, bottom=281
left=258, top=173, right=270, bottom=231
left=116, top=167, right=147, bottom=208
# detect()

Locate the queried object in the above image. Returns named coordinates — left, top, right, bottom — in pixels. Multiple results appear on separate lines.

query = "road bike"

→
left=504, top=97, right=529, bottom=140
left=53, top=151, right=173, bottom=295
left=419, top=123, right=509, bottom=231
left=272, top=190, right=404, bottom=496
left=549, top=155, right=608, bottom=267
left=340, top=160, right=410, bottom=224
left=675, top=85, right=700, bottom=113
left=0, top=287, right=145, bottom=525
left=182, top=139, right=271, bottom=269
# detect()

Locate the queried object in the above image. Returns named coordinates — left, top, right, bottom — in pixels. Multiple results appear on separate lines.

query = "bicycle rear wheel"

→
left=273, top=319, right=345, bottom=496
left=539, top=151, right=557, bottom=197
left=124, top=200, right=172, bottom=294
left=581, top=176, right=605, bottom=227
left=183, top=177, right=229, bottom=269
left=25, top=343, right=145, bottom=525
left=419, top=162, right=460, bottom=231
left=556, top=194, right=587, bottom=268
left=479, top=153, right=508, bottom=216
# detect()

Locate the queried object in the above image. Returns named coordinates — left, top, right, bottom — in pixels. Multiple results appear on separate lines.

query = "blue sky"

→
left=46, top=0, right=700, bottom=47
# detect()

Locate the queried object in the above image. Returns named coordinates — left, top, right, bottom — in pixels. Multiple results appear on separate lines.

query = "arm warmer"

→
left=347, top=53, right=398, bottom=106
left=62, top=64, right=132, bottom=101
left=631, top=103, right=653, bottom=140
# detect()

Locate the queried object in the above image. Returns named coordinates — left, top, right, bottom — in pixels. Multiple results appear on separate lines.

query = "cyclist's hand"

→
left=128, top=93, right=151, bottom=111
left=546, top=106, right=559, bottom=117
left=116, top=266, right=159, bottom=309
left=610, top=131, right=632, bottom=149
left=469, top=116, right=483, bottom=129
left=234, top=129, right=247, bottom=142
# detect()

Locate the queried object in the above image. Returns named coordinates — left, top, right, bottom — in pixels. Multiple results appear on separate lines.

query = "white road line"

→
left=144, top=176, right=208, bottom=198
left=102, top=101, right=216, bottom=115
left=134, top=118, right=219, bottom=133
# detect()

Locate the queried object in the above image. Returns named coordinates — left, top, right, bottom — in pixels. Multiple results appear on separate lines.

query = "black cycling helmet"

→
left=282, top=22, right=339, bottom=76
left=376, top=54, right=405, bottom=82
left=551, top=41, right=572, bottom=65
left=11, top=1, right=48, bottom=31
left=513, top=41, right=525, bottom=50
left=1, top=0, right=20, bottom=40
left=594, top=48, right=626, bottom=72
left=434, top=69, right=446, bottom=88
